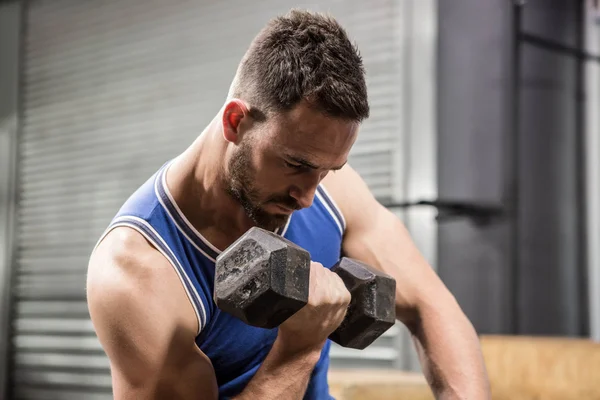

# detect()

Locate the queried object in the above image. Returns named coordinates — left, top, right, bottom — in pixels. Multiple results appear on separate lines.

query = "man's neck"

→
left=164, top=119, right=255, bottom=250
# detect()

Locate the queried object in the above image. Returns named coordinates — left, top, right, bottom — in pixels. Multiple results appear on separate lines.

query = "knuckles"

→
left=307, top=266, right=351, bottom=308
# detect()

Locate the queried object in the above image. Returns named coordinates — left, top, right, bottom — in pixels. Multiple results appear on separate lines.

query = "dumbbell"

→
left=213, top=227, right=396, bottom=350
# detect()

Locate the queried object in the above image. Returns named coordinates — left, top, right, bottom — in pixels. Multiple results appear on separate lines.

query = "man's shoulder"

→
left=87, top=225, right=199, bottom=332
left=321, top=164, right=388, bottom=239
left=91, top=225, right=158, bottom=265
left=322, top=165, right=374, bottom=214
left=87, top=226, right=174, bottom=296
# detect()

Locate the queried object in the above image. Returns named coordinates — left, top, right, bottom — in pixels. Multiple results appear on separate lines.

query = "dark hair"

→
left=230, top=9, right=369, bottom=122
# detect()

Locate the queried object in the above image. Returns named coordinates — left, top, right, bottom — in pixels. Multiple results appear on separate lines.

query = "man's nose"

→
left=289, top=185, right=317, bottom=209
left=289, top=171, right=325, bottom=209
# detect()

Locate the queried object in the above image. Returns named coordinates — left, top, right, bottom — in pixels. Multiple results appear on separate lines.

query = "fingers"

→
left=309, top=262, right=351, bottom=307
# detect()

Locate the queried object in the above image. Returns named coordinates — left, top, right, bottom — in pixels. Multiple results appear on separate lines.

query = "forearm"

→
left=232, top=338, right=323, bottom=400
left=408, top=297, right=490, bottom=400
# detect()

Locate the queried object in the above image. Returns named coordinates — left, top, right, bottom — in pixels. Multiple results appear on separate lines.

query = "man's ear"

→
left=222, top=99, right=250, bottom=143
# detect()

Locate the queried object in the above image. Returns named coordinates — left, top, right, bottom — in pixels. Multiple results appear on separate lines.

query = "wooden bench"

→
left=328, top=335, right=600, bottom=400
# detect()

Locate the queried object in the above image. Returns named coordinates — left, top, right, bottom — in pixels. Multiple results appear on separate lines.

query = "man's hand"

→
left=277, top=261, right=351, bottom=355
left=233, top=261, right=351, bottom=400
left=323, top=165, right=491, bottom=399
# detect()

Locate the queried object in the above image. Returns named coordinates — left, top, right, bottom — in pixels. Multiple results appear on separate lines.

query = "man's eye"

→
left=284, top=161, right=302, bottom=169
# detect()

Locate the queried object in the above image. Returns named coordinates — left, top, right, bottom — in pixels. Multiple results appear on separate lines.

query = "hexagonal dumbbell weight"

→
left=213, top=227, right=311, bottom=329
left=214, top=227, right=396, bottom=349
left=329, top=258, right=396, bottom=349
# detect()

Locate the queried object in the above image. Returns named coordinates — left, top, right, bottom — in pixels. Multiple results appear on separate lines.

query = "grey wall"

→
left=437, top=0, right=516, bottom=334
left=518, top=0, right=586, bottom=335
left=437, top=0, right=588, bottom=336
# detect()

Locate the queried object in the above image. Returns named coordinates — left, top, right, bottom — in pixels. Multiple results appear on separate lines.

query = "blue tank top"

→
left=99, top=160, right=346, bottom=399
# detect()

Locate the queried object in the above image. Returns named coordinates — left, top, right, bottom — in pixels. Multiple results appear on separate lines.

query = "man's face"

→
left=225, top=102, right=358, bottom=231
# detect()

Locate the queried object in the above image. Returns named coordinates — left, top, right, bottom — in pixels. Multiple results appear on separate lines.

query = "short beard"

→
left=225, top=140, right=291, bottom=231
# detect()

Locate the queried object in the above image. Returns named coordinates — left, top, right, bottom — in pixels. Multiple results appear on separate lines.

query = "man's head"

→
left=221, top=10, right=369, bottom=231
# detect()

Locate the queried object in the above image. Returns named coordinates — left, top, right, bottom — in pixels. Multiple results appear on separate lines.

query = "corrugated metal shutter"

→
left=13, top=0, right=415, bottom=397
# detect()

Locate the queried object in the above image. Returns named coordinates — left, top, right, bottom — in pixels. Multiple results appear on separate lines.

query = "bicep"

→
left=323, top=166, right=452, bottom=326
left=342, top=205, right=442, bottom=307
left=87, top=228, right=218, bottom=400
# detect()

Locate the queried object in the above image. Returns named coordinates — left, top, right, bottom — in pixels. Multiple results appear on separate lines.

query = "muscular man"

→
left=87, top=9, right=490, bottom=400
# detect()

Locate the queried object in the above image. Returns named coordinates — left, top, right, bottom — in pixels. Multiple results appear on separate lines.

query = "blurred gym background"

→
left=1, top=0, right=600, bottom=399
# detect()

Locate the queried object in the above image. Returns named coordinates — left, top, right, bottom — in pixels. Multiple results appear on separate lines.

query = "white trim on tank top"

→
left=317, top=184, right=347, bottom=232
left=157, top=159, right=293, bottom=255
left=96, top=215, right=207, bottom=336
left=314, top=189, right=344, bottom=237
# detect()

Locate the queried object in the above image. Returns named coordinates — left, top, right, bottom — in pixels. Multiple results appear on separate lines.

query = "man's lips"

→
left=270, top=203, right=295, bottom=214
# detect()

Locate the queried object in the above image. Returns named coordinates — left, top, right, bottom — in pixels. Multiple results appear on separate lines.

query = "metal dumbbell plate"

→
left=214, top=227, right=311, bottom=329
left=330, top=258, right=397, bottom=349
